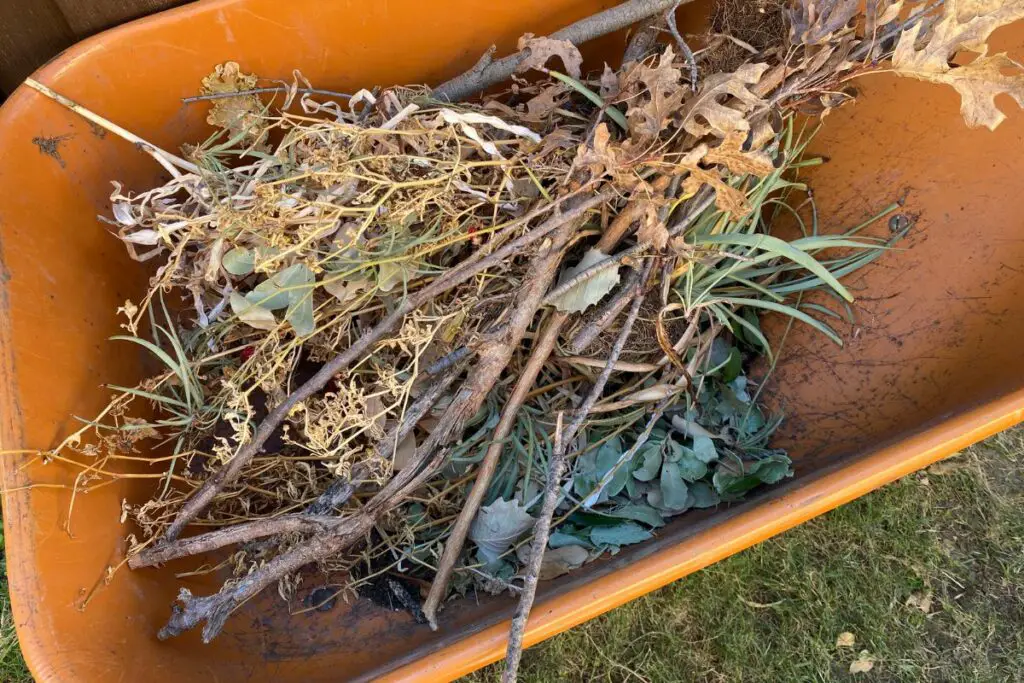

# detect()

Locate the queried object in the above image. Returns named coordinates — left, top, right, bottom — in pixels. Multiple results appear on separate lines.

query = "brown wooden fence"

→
left=0, top=0, right=189, bottom=95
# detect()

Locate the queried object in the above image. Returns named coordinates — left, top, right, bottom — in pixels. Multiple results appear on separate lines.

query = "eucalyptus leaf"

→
left=676, top=449, right=709, bottom=482
left=659, top=462, right=690, bottom=510
left=692, top=435, right=718, bottom=463
left=229, top=292, right=277, bottom=331
left=549, top=530, right=593, bottom=549
left=606, top=503, right=665, bottom=528
left=688, top=481, right=721, bottom=508
left=469, top=497, right=536, bottom=564
left=222, top=247, right=255, bottom=275
left=590, top=522, right=652, bottom=547
left=632, top=443, right=663, bottom=481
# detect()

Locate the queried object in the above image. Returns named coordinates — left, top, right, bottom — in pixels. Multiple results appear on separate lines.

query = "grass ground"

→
left=2, top=429, right=1022, bottom=682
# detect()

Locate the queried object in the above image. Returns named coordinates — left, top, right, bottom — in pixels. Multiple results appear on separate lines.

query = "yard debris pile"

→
left=33, top=0, right=1024, bottom=673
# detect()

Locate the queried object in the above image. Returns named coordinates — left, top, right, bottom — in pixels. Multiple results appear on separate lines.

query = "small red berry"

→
left=240, top=346, right=255, bottom=361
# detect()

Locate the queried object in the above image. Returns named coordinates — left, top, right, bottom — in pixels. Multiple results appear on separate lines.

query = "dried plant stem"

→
left=161, top=188, right=613, bottom=542
left=24, top=78, right=201, bottom=176
left=422, top=310, right=569, bottom=629
left=129, top=515, right=343, bottom=569
left=502, top=411, right=565, bottom=683
left=566, top=269, right=642, bottom=353
left=181, top=86, right=353, bottom=103
left=664, top=2, right=698, bottom=90
left=432, top=0, right=693, bottom=102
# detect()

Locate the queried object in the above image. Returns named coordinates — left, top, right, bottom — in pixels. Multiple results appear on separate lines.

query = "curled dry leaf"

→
left=836, top=631, right=856, bottom=648
left=892, top=1, right=1024, bottom=130
left=704, top=130, right=776, bottom=177
left=516, top=33, right=584, bottom=79
left=391, top=432, right=418, bottom=471
left=229, top=292, right=276, bottom=331
left=905, top=590, right=934, bottom=613
left=636, top=203, right=669, bottom=250
left=619, top=46, right=685, bottom=142
left=788, top=0, right=860, bottom=45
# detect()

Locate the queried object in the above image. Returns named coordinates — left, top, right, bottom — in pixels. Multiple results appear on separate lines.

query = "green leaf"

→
left=548, top=69, right=629, bottom=130
left=688, top=481, right=721, bottom=508
left=590, top=522, right=652, bottom=547
left=632, top=443, right=663, bottom=481
left=222, top=247, right=255, bottom=275
left=469, top=497, right=536, bottom=564
left=676, top=449, right=709, bottom=482
left=286, top=288, right=315, bottom=336
left=721, top=347, right=743, bottom=382
left=716, top=297, right=843, bottom=346
left=606, top=503, right=666, bottom=528
left=692, top=435, right=718, bottom=463
left=697, top=232, right=855, bottom=301
left=752, top=455, right=793, bottom=484
left=595, top=437, right=630, bottom=498
left=549, top=530, right=593, bottom=549
left=660, top=462, right=690, bottom=510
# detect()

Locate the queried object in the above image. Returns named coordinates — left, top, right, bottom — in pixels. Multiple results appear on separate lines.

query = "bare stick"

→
left=182, top=87, right=352, bottom=103
left=24, top=78, right=201, bottom=176
left=432, top=0, right=693, bottom=102
left=422, top=310, right=569, bottom=629
left=502, top=412, right=565, bottom=682
left=664, top=3, right=698, bottom=90
left=161, top=187, right=612, bottom=542
left=128, top=515, right=343, bottom=569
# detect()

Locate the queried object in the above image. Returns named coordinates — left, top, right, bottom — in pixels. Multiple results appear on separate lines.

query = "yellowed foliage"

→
left=850, top=651, right=875, bottom=674
left=892, top=1, right=1024, bottom=129
left=201, top=62, right=265, bottom=145
left=836, top=631, right=856, bottom=648
left=704, top=130, right=776, bottom=177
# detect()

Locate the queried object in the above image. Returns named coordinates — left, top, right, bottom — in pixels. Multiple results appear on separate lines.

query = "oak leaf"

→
left=679, top=63, right=770, bottom=139
left=620, top=46, right=685, bottom=142
left=788, top=0, right=859, bottom=45
left=704, top=130, right=776, bottom=177
left=892, top=1, right=1024, bottom=129
left=516, top=33, right=583, bottom=78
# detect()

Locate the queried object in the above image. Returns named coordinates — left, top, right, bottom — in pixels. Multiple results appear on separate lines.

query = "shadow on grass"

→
left=2, top=430, right=1022, bottom=682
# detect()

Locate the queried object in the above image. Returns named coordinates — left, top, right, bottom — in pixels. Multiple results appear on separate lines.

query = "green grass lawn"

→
left=3, top=430, right=1022, bottom=682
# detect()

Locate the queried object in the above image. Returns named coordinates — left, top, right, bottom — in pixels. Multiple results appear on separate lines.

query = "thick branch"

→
left=432, top=0, right=691, bottom=102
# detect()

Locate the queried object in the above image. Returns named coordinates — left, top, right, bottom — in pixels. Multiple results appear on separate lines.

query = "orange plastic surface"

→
left=1, top=1, right=1023, bottom=681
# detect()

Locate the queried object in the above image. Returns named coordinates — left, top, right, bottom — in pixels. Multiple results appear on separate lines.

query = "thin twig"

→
left=25, top=78, right=201, bottom=176
left=432, top=0, right=695, bottom=102
left=566, top=269, right=641, bottom=353
left=664, top=2, right=698, bottom=91
left=422, top=310, right=569, bottom=629
left=181, top=87, right=353, bottom=103
left=503, top=411, right=565, bottom=683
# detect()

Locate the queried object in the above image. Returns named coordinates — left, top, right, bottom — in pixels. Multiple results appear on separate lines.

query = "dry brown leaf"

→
left=892, top=1, right=1024, bottom=129
left=850, top=651, right=875, bottom=674
left=573, top=122, right=635, bottom=183
left=524, top=84, right=568, bottom=119
left=201, top=62, right=265, bottom=146
left=392, top=431, right=417, bottom=471
left=679, top=63, right=770, bottom=139
left=682, top=167, right=749, bottom=215
left=866, top=0, right=904, bottom=37
left=516, top=33, right=583, bottom=78
left=620, top=46, right=685, bottom=142
left=600, top=63, right=620, bottom=98
left=636, top=202, right=669, bottom=250
left=704, top=130, right=776, bottom=177
left=836, top=631, right=856, bottom=648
